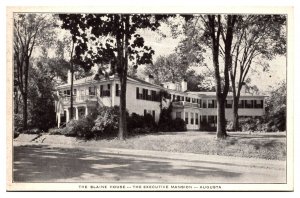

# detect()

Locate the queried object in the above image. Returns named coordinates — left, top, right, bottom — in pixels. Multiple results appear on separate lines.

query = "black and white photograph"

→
left=6, top=6, right=294, bottom=191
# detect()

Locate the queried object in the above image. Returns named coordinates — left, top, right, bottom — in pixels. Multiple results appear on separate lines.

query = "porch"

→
left=56, top=105, right=91, bottom=128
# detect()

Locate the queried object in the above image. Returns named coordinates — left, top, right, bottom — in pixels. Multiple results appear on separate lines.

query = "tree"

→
left=14, top=14, right=54, bottom=129
left=27, top=60, right=56, bottom=131
left=58, top=14, right=177, bottom=139
left=144, top=53, right=189, bottom=84
left=144, top=56, right=212, bottom=91
left=264, top=81, right=286, bottom=131
left=196, top=15, right=237, bottom=138
left=229, top=15, right=286, bottom=130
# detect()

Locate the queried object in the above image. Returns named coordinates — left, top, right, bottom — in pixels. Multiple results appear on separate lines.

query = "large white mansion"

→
left=55, top=73, right=266, bottom=130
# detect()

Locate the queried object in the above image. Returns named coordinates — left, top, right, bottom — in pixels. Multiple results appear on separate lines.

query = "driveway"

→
left=13, top=143, right=286, bottom=183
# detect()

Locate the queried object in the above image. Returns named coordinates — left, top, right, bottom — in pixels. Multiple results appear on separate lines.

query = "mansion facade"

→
left=55, top=73, right=266, bottom=130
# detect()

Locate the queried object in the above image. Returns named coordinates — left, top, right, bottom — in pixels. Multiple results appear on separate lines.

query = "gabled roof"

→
left=127, top=76, right=162, bottom=89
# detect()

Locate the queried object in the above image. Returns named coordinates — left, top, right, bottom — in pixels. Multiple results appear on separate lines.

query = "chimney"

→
left=145, top=74, right=154, bottom=84
left=181, top=79, right=187, bottom=92
left=67, top=70, right=72, bottom=85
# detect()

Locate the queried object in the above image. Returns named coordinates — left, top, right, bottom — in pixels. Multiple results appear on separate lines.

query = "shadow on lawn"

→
left=13, top=145, right=241, bottom=182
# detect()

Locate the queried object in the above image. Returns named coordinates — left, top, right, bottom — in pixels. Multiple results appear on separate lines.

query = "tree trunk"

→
left=22, top=93, right=28, bottom=129
left=70, top=68, right=73, bottom=120
left=117, top=15, right=129, bottom=140
left=118, top=74, right=127, bottom=139
left=69, top=42, right=75, bottom=120
left=216, top=97, right=227, bottom=138
left=232, top=96, right=239, bottom=131
left=22, top=57, right=29, bottom=129
left=14, top=91, right=19, bottom=114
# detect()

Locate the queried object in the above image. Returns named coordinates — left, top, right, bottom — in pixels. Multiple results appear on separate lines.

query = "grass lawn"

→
left=82, top=131, right=286, bottom=161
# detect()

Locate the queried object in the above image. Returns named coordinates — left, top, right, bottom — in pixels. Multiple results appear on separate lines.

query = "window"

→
left=214, top=100, right=217, bottom=108
left=226, top=100, right=233, bottom=108
left=202, top=100, right=207, bottom=108
left=201, top=115, right=207, bottom=124
left=238, top=100, right=245, bottom=108
left=176, top=112, right=181, bottom=119
left=198, top=99, right=202, bottom=108
left=195, top=113, right=199, bottom=125
left=66, top=90, right=70, bottom=96
left=208, top=100, right=215, bottom=108
left=144, top=109, right=154, bottom=117
left=185, top=97, right=191, bottom=102
left=136, top=87, right=139, bottom=99
left=116, top=84, right=120, bottom=96
left=100, top=85, right=110, bottom=97
left=143, top=89, right=148, bottom=100
left=136, top=87, right=159, bottom=102
left=73, top=89, right=77, bottom=96
left=191, top=113, right=194, bottom=124
left=185, top=112, right=189, bottom=124
left=89, top=87, right=95, bottom=95
left=208, top=116, right=216, bottom=124
left=245, top=100, right=253, bottom=108
left=151, top=90, right=157, bottom=101
left=254, top=100, right=263, bottom=108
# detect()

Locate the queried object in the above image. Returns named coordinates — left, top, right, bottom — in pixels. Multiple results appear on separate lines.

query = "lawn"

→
left=82, top=131, right=287, bottom=161
left=17, top=131, right=286, bottom=161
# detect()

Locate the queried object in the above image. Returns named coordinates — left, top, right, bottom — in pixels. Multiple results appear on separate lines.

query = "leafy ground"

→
left=20, top=131, right=286, bottom=161
left=90, top=132, right=286, bottom=161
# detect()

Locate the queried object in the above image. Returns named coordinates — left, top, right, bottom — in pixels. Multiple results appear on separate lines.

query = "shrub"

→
left=127, top=113, right=157, bottom=135
left=143, top=113, right=157, bottom=131
left=200, top=121, right=216, bottom=131
left=127, top=113, right=145, bottom=131
left=239, top=117, right=265, bottom=132
left=170, top=118, right=186, bottom=131
left=14, top=114, right=23, bottom=133
left=23, top=128, right=42, bottom=134
left=226, top=121, right=234, bottom=131
left=92, top=106, right=120, bottom=138
left=130, top=127, right=152, bottom=135
left=62, top=117, right=94, bottom=139
left=48, top=128, right=64, bottom=135
left=14, top=132, right=20, bottom=139
left=158, top=107, right=173, bottom=132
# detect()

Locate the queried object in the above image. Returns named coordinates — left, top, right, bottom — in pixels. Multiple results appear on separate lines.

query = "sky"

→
left=30, top=14, right=287, bottom=93
left=138, top=24, right=287, bottom=93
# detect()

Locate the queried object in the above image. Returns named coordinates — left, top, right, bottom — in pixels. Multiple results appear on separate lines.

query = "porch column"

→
left=66, top=109, right=70, bottom=123
left=75, top=107, right=79, bottom=120
left=57, top=113, right=61, bottom=128
left=85, top=106, right=89, bottom=116
left=111, top=81, right=115, bottom=107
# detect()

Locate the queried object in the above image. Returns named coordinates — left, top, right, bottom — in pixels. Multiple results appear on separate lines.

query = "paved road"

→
left=13, top=143, right=286, bottom=183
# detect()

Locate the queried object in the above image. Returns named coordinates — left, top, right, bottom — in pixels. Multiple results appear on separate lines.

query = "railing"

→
left=61, top=95, right=97, bottom=104
left=172, top=101, right=201, bottom=108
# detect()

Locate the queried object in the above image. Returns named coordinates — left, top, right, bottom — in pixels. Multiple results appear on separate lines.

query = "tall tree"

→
left=264, top=81, right=286, bottom=131
left=229, top=15, right=286, bottom=130
left=144, top=53, right=189, bottom=84
left=188, top=15, right=237, bottom=138
left=14, top=14, right=54, bottom=129
left=144, top=55, right=212, bottom=91
left=58, top=14, right=177, bottom=139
